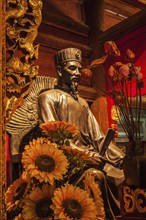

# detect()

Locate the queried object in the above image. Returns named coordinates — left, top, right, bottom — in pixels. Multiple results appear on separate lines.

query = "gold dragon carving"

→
left=6, top=0, right=42, bottom=122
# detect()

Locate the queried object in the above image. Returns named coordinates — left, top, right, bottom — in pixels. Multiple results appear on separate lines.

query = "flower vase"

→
left=123, top=141, right=146, bottom=189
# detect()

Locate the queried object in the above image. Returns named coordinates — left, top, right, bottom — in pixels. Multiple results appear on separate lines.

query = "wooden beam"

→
left=122, top=0, right=146, bottom=9
left=98, top=9, right=146, bottom=43
left=105, top=0, right=140, bottom=17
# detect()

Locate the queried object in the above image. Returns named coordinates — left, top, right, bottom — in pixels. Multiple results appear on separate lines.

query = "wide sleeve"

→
left=87, top=107, right=125, bottom=166
left=87, top=108, right=104, bottom=149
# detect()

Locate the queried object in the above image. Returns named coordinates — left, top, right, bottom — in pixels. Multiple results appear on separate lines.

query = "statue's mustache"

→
left=71, top=76, right=80, bottom=82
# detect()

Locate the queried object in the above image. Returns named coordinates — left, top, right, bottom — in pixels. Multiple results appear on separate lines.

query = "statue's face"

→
left=60, top=60, right=82, bottom=86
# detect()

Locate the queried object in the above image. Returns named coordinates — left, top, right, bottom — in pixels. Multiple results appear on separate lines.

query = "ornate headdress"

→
left=54, top=48, right=82, bottom=66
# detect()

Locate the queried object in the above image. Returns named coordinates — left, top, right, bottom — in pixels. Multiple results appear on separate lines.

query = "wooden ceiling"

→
left=104, top=0, right=146, bottom=31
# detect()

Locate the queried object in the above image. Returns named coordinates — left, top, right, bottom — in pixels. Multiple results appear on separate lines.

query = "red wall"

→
left=104, top=25, right=146, bottom=126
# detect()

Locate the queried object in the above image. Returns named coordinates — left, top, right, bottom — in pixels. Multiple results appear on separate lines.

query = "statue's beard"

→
left=56, top=77, right=79, bottom=100
left=70, top=81, right=78, bottom=100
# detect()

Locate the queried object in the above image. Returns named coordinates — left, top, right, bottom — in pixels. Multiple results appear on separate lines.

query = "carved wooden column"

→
left=0, top=1, right=6, bottom=219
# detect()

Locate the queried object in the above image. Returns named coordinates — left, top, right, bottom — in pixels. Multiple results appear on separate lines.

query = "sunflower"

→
left=21, top=171, right=31, bottom=182
left=22, top=184, right=54, bottom=220
left=61, top=145, right=97, bottom=163
left=60, top=146, right=97, bottom=182
left=6, top=173, right=28, bottom=212
left=84, top=174, right=105, bottom=220
left=22, top=137, right=69, bottom=185
left=40, top=121, right=79, bottom=135
left=40, top=121, right=79, bottom=144
left=51, top=183, right=98, bottom=220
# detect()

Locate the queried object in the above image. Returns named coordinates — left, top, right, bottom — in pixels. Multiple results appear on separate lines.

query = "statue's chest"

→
left=58, top=94, right=88, bottom=121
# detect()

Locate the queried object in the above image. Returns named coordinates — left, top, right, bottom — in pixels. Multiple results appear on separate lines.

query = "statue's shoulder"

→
left=39, top=87, right=58, bottom=97
left=38, top=88, right=63, bottom=103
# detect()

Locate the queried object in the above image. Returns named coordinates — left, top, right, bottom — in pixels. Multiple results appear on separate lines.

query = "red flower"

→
left=113, top=62, right=123, bottom=69
left=134, top=66, right=143, bottom=80
left=119, top=64, right=130, bottom=78
left=104, top=41, right=120, bottom=56
left=81, top=68, right=92, bottom=79
left=125, top=49, right=135, bottom=62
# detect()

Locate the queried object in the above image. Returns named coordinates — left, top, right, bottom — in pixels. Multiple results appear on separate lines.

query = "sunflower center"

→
left=35, top=155, right=55, bottom=172
left=36, top=198, right=52, bottom=218
left=62, top=198, right=84, bottom=219
left=14, top=182, right=27, bottom=200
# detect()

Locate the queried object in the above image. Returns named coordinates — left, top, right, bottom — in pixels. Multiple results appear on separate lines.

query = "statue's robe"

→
left=38, top=88, right=125, bottom=219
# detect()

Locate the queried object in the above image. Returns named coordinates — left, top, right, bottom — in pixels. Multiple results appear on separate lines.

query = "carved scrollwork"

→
left=123, top=186, right=146, bottom=214
left=6, top=0, right=42, bottom=122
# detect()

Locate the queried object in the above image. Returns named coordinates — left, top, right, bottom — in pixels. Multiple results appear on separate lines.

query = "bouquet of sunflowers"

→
left=6, top=121, right=105, bottom=220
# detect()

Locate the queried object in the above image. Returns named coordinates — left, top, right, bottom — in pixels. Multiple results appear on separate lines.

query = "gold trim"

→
left=0, top=1, right=6, bottom=219
left=6, top=0, right=42, bottom=123
left=123, top=186, right=146, bottom=214
left=1, top=0, right=43, bottom=219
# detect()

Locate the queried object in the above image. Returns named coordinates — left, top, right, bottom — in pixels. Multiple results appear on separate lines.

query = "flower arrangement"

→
left=6, top=121, right=105, bottom=220
left=81, top=41, right=145, bottom=158
left=107, top=49, right=144, bottom=152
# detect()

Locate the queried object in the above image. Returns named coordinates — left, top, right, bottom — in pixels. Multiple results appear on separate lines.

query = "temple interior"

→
left=0, top=1, right=146, bottom=219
